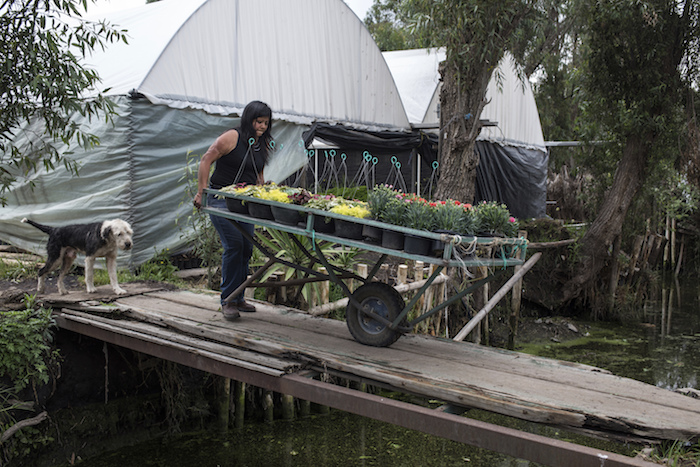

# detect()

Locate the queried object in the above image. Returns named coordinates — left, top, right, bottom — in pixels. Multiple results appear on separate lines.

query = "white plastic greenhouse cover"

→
left=85, top=0, right=409, bottom=130
left=382, top=48, right=546, bottom=151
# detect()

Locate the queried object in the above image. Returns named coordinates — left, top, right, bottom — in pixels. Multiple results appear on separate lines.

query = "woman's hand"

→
left=193, top=192, right=202, bottom=209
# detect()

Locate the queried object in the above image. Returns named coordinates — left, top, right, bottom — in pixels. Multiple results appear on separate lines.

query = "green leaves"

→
left=0, top=0, right=128, bottom=205
left=0, top=298, right=57, bottom=393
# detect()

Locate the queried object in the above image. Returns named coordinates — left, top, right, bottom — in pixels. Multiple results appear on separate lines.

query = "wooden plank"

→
left=54, top=309, right=288, bottom=377
left=63, top=291, right=700, bottom=442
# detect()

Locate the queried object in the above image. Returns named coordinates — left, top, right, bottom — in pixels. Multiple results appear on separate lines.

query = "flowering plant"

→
left=218, top=183, right=260, bottom=198
left=256, top=188, right=292, bottom=203
left=473, top=201, right=518, bottom=237
left=288, top=188, right=312, bottom=205
left=305, top=193, right=343, bottom=211
left=432, top=199, right=468, bottom=232
left=379, top=195, right=409, bottom=226
left=402, top=196, right=435, bottom=231
left=329, top=200, right=370, bottom=219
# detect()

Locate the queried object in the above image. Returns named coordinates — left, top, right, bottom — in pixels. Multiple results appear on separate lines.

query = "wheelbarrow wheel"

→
left=346, top=282, right=406, bottom=347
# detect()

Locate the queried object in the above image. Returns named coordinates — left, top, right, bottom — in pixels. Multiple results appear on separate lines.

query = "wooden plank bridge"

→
left=41, top=283, right=700, bottom=467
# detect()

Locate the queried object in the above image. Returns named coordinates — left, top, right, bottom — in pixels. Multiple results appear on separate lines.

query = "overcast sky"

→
left=88, top=0, right=373, bottom=20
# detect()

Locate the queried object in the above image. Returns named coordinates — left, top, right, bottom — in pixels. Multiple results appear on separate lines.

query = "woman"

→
left=193, top=101, right=274, bottom=320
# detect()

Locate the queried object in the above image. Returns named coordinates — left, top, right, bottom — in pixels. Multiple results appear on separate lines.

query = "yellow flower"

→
left=258, top=188, right=291, bottom=203
left=330, top=203, right=370, bottom=219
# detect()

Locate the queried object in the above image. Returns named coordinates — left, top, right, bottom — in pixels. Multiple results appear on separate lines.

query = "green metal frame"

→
left=202, top=189, right=527, bottom=336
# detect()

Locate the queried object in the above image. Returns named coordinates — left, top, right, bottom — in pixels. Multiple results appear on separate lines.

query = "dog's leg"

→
left=57, top=248, right=76, bottom=295
left=37, top=241, right=64, bottom=294
left=105, top=254, right=126, bottom=295
left=84, top=255, right=97, bottom=293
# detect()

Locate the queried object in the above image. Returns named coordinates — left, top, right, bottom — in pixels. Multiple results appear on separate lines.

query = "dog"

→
left=22, top=218, right=133, bottom=295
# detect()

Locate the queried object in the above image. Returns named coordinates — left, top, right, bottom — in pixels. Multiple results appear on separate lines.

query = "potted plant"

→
left=365, top=184, right=402, bottom=242
left=378, top=195, right=409, bottom=249
left=330, top=200, right=370, bottom=239
left=401, top=196, right=435, bottom=255
left=218, top=183, right=259, bottom=213
left=305, top=193, right=343, bottom=232
left=472, top=201, right=518, bottom=237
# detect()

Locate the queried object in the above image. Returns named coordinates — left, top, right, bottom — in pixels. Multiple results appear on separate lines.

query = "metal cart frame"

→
left=203, top=189, right=528, bottom=347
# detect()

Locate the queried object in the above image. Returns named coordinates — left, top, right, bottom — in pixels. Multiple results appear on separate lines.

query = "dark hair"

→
left=239, top=100, right=274, bottom=161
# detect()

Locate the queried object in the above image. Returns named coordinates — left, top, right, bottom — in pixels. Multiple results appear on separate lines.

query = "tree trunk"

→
left=435, top=62, right=491, bottom=203
left=559, top=133, right=653, bottom=305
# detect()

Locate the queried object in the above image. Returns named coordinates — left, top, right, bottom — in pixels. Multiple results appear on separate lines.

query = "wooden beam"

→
left=453, top=253, right=542, bottom=342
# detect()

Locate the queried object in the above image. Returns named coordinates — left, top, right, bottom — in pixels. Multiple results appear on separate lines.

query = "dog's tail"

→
left=21, top=218, right=54, bottom=235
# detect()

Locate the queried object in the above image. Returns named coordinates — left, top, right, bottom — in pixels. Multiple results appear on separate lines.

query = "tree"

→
left=397, top=0, right=556, bottom=204
left=0, top=0, right=128, bottom=205
left=557, top=0, right=699, bottom=307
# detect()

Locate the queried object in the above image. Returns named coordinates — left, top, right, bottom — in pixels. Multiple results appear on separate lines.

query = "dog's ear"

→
left=101, top=225, right=112, bottom=240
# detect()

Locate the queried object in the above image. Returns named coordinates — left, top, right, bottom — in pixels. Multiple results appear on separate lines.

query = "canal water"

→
left=71, top=276, right=699, bottom=466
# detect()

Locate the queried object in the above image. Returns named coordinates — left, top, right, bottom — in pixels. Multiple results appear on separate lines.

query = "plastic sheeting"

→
left=85, top=0, right=408, bottom=130
left=475, top=141, right=548, bottom=219
left=0, top=97, right=307, bottom=268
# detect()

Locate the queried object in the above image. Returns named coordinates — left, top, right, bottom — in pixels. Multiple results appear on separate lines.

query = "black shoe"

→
left=236, top=300, right=256, bottom=313
left=221, top=303, right=240, bottom=320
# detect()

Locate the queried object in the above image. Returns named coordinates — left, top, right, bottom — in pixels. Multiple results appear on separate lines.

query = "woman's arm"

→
left=193, top=129, right=239, bottom=208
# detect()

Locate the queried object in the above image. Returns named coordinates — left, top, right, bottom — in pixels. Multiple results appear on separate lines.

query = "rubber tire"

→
left=346, top=282, right=406, bottom=347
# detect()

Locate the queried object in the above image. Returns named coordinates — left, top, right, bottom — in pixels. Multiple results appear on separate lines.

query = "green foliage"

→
left=136, top=250, right=181, bottom=284
left=177, top=150, right=222, bottom=290
left=0, top=295, right=58, bottom=392
left=0, top=0, right=129, bottom=205
left=323, top=185, right=368, bottom=202
left=250, top=228, right=362, bottom=309
left=472, top=201, right=518, bottom=237
left=401, top=196, right=434, bottom=231
left=0, top=259, right=37, bottom=282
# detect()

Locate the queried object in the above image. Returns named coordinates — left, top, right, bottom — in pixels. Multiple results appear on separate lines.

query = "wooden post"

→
left=318, top=267, right=329, bottom=306
left=397, top=264, right=408, bottom=285
left=299, top=399, right=311, bottom=418
left=218, top=377, right=231, bottom=432
left=281, top=394, right=295, bottom=421
left=263, top=390, right=274, bottom=423
left=234, top=380, right=245, bottom=429
left=413, top=261, right=424, bottom=281
left=507, top=231, right=527, bottom=350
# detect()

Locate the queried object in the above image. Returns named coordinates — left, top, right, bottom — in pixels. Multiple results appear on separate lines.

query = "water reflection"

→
left=642, top=276, right=700, bottom=390
left=76, top=411, right=544, bottom=467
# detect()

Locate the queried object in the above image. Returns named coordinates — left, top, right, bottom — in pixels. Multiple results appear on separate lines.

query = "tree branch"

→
left=0, top=411, right=48, bottom=444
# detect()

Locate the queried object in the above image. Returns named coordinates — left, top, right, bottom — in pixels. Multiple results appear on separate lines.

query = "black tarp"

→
left=301, top=123, right=547, bottom=219
left=475, top=141, right=548, bottom=219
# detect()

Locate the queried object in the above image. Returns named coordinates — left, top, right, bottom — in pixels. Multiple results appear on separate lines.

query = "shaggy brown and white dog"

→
left=22, top=218, right=133, bottom=295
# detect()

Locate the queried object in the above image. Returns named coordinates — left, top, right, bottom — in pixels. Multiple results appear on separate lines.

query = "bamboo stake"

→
left=675, top=235, right=684, bottom=276
left=453, top=253, right=542, bottom=342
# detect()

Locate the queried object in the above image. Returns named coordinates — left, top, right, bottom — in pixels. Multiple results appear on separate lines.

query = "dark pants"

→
left=208, top=194, right=254, bottom=306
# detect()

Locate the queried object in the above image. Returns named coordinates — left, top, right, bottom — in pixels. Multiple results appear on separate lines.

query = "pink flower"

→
left=509, top=216, right=516, bottom=223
